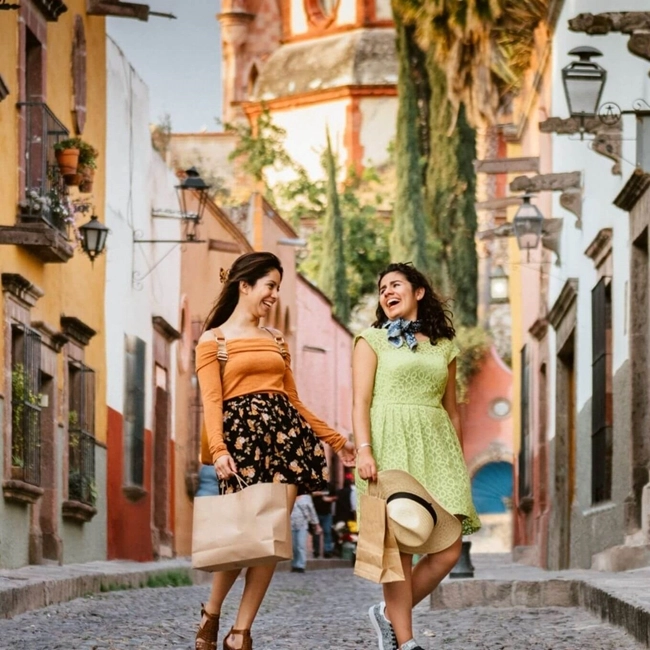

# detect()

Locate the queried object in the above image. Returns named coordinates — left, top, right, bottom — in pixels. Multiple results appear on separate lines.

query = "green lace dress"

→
left=356, top=327, right=481, bottom=536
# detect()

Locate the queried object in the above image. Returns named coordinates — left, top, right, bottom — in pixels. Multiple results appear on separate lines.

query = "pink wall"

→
left=294, top=276, right=353, bottom=461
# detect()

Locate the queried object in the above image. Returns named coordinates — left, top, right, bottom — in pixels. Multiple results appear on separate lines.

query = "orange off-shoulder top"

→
left=195, top=336, right=347, bottom=462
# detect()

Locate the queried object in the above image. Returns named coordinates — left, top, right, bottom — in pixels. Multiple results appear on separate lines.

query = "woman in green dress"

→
left=353, top=262, right=480, bottom=650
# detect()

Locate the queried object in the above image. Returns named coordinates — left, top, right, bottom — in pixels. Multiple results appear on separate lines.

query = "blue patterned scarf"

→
left=382, top=318, right=422, bottom=350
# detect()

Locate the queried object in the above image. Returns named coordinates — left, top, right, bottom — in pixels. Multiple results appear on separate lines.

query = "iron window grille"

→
left=10, top=324, right=42, bottom=486
left=124, top=336, right=146, bottom=487
left=591, top=278, right=613, bottom=504
left=68, top=360, right=96, bottom=506
left=17, top=102, right=71, bottom=235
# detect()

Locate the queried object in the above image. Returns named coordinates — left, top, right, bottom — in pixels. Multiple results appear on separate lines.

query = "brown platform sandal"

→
left=222, top=628, right=252, bottom=650
left=195, top=604, right=220, bottom=650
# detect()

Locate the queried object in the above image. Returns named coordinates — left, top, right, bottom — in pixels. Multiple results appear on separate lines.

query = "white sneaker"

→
left=368, top=602, right=398, bottom=650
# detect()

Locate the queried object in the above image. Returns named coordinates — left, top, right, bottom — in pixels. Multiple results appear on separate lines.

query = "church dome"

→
left=252, top=28, right=397, bottom=100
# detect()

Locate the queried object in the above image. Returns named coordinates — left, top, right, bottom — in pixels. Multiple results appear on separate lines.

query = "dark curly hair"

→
left=372, top=263, right=455, bottom=342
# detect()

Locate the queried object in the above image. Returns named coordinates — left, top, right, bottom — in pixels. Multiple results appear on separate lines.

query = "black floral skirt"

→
left=219, top=392, right=329, bottom=495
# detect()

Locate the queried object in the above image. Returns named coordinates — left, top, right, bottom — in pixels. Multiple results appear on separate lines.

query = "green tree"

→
left=425, top=57, right=478, bottom=326
left=317, top=130, right=350, bottom=323
left=390, top=18, right=428, bottom=270
left=224, top=107, right=295, bottom=202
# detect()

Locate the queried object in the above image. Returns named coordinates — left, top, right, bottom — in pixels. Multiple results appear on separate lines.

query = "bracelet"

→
left=356, top=443, right=373, bottom=452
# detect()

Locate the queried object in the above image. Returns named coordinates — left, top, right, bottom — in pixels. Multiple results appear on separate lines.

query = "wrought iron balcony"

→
left=0, top=102, right=75, bottom=262
left=18, top=101, right=70, bottom=233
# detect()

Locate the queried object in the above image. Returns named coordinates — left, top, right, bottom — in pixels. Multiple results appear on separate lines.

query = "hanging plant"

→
left=11, top=364, right=41, bottom=468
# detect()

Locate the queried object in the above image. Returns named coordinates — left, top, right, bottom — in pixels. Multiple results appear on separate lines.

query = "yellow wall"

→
left=0, top=4, right=107, bottom=443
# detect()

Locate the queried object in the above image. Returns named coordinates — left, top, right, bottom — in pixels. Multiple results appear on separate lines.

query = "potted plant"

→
left=54, top=137, right=82, bottom=178
left=77, top=141, right=99, bottom=193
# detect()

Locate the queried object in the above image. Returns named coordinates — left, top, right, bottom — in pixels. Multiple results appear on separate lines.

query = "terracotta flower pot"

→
left=64, top=173, right=82, bottom=186
left=55, top=148, right=80, bottom=176
left=78, top=166, right=95, bottom=193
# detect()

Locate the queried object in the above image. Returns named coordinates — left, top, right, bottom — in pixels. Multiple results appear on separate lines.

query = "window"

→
left=124, top=336, right=146, bottom=486
left=591, top=278, right=613, bottom=504
left=10, top=324, right=42, bottom=486
left=518, top=346, right=531, bottom=500
left=68, top=360, right=96, bottom=505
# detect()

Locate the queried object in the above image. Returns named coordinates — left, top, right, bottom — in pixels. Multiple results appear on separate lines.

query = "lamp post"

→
left=79, top=214, right=109, bottom=264
left=513, top=194, right=544, bottom=261
left=561, top=46, right=607, bottom=137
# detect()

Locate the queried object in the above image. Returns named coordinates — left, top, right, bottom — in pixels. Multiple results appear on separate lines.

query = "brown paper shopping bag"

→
left=192, top=479, right=292, bottom=572
left=354, top=493, right=405, bottom=583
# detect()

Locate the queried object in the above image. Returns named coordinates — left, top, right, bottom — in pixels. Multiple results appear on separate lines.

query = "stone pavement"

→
left=0, top=554, right=648, bottom=648
left=0, top=566, right=647, bottom=649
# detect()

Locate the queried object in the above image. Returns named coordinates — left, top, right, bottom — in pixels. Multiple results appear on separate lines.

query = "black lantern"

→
left=562, top=47, right=607, bottom=123
left=175, top=167, right=211, bottom=241
left=79, top=214, right=109, bottom=263
left=513, top=194, right=543, bottom=258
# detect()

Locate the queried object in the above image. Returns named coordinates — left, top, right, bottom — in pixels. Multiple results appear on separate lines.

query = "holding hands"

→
left=356, top=444, right=377, bottom=482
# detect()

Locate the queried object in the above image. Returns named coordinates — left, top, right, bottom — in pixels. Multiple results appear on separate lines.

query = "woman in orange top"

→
left=194, top=251, right=355, bottom=650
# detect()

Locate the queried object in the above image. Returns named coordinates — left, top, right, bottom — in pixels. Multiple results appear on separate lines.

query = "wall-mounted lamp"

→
left=134, top=167, right=212, bottom=244
left=489, top=265, right=509, bottom=303
left=562, top=46, right=650, bottom=143
left=79, top=214, right=109, bottom=264
left=562, top=46, right=607, bottom=136
left=513, top=194, right=544, bottom=260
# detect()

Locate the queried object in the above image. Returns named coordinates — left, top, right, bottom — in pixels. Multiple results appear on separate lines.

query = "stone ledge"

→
left=431, top=576, right=650, bottom=647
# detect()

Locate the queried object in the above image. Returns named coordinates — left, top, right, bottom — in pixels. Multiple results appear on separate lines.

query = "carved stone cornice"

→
left=568, top=12, right=650, bottom=62
left=529, top=318, right=549, bottom=341
left=510, top=172, right=583, bottom=227
left=510, top=172, right=581, bottom=193
left=585, top=228, right=613, bottom=269
left=31, top=320, right=69, bottom=352
left=32, top=0, right=68, bottom=21
left=1, top=273, right=44, bottom=308
left=539, top=117, right=622, bottom=176
left=152, top=315, right=181, bottom=342
left=541, top=218, right=563, bottom=262
left=60, top=316, right=97, bottom=347
left=614, top=169, right=650, bottom=212
left=548, top=278, right=578, bottom=330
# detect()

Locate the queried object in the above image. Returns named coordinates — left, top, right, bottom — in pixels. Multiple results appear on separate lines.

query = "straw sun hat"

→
left=372, top=470, right=462, bottom=555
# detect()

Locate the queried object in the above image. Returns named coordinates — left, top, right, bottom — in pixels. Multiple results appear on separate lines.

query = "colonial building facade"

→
left=0, top=1, right=108, bottom=568
left=509, top=0, right=650, bottom=570
left=220, top=0, right=397, bottom=178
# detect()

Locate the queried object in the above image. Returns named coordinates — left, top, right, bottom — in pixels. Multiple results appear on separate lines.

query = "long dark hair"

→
left=203, top=252, right=284, bottom=331
left=372, top=262, right=455, bottom=342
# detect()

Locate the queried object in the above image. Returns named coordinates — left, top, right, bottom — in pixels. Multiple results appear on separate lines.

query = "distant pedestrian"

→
left=193, top=252, right=355, bottom=650
left=291, top=493, right=320, bottom=572
left=312, top=484, right=337, bottom=558
left=334, top=473, right=355, bottom=525
left=353, top=262, right=480, bottom=650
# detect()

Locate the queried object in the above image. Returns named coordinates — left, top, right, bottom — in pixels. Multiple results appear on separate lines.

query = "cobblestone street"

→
left=0, top=568, right=645, bottom=650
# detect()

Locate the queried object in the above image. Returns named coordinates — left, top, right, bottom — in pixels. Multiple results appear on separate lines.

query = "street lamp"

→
left=175, top=166, right=211, bottom=241
left=562, top=46, right=607, bottom=132
left=513, top=194, right=544, bottom=260
left=489, top=265, right=509, bottom=303
left=79, top=214, right=109, bottom=263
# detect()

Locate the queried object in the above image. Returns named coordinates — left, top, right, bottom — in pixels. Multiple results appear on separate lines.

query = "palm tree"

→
left=391, top=0, right=550, bottom=126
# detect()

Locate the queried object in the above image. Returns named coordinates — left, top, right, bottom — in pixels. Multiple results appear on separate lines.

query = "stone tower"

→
left=218, top=0, right=398, bottom=178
